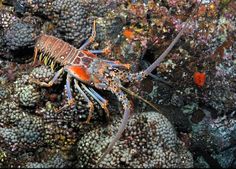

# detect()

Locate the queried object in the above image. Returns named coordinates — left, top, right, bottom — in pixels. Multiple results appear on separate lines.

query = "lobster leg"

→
left=81, top=84, right=110, bottom=119
left=79, top=20, right=96, bottom=50
left=29, top=67, right=64, bottom=87
left=56, top=73, right=75, bottom=113
left=33, top=47, right=38, bottom=65
left=74, top=79, right=95, bottom=123
left=89, top=48, right=111, bottom=55
left=96, top=89, right=131, bottom=165
left=65, top=74, right=75, bottom=106
left=88, top=87, right=110, bottom=118
left=105, top=61, right=131, bottom=70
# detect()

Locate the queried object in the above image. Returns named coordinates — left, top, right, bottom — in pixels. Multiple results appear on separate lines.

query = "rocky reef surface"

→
left=0, top=0, right=236, bottom=168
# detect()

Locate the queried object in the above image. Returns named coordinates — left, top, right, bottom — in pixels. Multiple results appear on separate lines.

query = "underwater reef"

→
left=0, top=0, right=236, bottom=168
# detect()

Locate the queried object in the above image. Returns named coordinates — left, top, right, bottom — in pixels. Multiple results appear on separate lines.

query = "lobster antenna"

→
left=120, top=85, right=161, bottom=112
left=143, top=0, right=202, bottom=76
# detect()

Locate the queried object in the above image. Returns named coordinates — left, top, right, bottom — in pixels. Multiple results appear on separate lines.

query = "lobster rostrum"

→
left=30, top=12, right=192, bottom=164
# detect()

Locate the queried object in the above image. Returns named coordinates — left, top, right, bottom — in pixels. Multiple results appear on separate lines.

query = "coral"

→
left=3, top=21, right=37, bottom=50
left=0, top=66, right=78, bottom=166
left=0, top=31, right=4, bottom=54
left=25, top=152, right=71, bottom=168
left=0, top=85, right=10, bottom=102
left=0, top=101, right=21, bottom=124
left=19, top=84, right=40, bottom=107
left=76, top=111, right=193, bottom=168
left=39, top=107, right=79, bottom=151
left=17, top=0, right=113, bottom=47
left=16, top=0, right=55, bottom=17
left=194, top=156, right=210, bottom=168
left=191, top=109, right=236, bottom=168
left=212, top=147, right=236, bottom=168
left=14, top=74, right=30, bottom=92
left=204, top=57, right=236, bottom=115
left=51, top=0, right=92, bottom=45
left=38, top=86, right=107, bottom=151
left=14, top=74, right=41, bottom=107
left=30, top=65, right=62, bottom=84
left=0, top=0, right=235, bottom=168
left=0, top=148, right=7, bottom=167
left=0, top=103, right=45, bottom=152
left=0, top=7, right=19, bottom=30
left=51, top=0, right=115, bottom=46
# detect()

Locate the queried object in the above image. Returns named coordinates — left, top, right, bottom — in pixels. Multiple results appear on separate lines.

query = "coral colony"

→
left=0, top=0, right=235, bottom=168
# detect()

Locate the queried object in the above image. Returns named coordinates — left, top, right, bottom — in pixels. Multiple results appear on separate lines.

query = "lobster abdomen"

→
left=36, top=34, right=79, bottom=65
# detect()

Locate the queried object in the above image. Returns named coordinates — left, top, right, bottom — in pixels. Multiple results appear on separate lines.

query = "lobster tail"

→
left=34, top=34, right=79, bottom=67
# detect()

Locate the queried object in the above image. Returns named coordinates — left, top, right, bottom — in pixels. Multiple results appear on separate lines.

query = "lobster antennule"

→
left=33, top=47, right=39, bottom=65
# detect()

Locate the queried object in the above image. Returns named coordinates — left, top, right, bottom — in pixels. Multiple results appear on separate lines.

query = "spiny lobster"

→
left=29, top=5, right=197, bottom=164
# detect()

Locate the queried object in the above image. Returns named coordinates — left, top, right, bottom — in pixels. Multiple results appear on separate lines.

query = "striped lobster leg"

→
left=74, top=79, right=95, bottom=123
left=81, top=84, right=110, bottom=120
left=79, top=20, right=96, bottom=50
left=29, top=67, right=64, bottom=87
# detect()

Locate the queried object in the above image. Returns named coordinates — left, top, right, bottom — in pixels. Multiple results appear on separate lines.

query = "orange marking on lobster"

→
left=69, top=66, right=90, bottom=82
left=81, top=50, right=97, bottom=58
